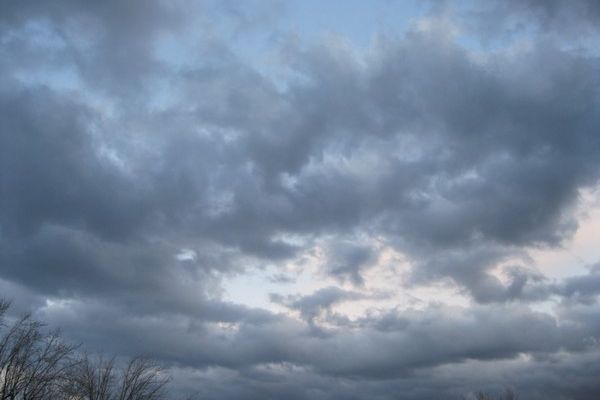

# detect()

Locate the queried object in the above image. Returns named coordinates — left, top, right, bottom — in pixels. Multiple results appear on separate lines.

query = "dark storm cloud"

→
left=2, top=1, right=600, bottom=399
left=0, top=86, right=151, bottom=241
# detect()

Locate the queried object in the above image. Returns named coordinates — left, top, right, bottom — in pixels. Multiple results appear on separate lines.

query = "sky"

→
left=1, top=0, right=600, bottom=399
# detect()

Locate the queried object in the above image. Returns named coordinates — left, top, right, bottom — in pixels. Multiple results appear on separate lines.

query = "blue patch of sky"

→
left=283, top=0, right=427, bottom=47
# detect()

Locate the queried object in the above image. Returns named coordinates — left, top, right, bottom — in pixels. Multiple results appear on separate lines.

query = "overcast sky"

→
left=2, top=1, right=600, bottom=399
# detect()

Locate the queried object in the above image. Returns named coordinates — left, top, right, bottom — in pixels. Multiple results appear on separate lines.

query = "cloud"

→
left=463, top=0, right=600, bottom=40
left=270, top=286, right=367, bottom=321
left=37, top=297, right=600, bottom=385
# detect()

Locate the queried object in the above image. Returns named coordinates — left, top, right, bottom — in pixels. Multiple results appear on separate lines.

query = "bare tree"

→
left=61, top=354, right=115, bottom=400
left=65, top=354, right=169, bottom=400
left=0, top=300, right=179, bottom=400
left=0, top=299, right=76, bottom=400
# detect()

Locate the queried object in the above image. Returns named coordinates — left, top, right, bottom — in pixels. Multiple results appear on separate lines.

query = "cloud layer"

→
left=2, top=1, right=600, bottom=399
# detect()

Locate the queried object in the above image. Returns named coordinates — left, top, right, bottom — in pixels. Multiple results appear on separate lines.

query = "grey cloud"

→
left=128, top=350, right=600, bottom=400
left=325, top=241, right=375, bottom=285
left=552, top=263, right=600, bottom=304
left=464, top=0, right=600, bottom=40
left=0, top=0, right=184, bottom=98
left=38, top=298, right=600, bottom=380
left=0, top=85, right=153, bottom=241
left=270, top=286, right=366, bottom=321
left=481, top=262, right=600, bottom=305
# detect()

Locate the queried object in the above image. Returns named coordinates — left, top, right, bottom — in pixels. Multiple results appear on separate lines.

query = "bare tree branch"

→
left=0, top=300, right=76, bottom=400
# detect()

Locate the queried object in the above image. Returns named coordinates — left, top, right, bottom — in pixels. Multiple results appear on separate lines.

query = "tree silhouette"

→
left=1, top=300, right=175, bottom=400
left=0, top=299, right=76, bottom=400
left=63, top=354, right=169, bottom=400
